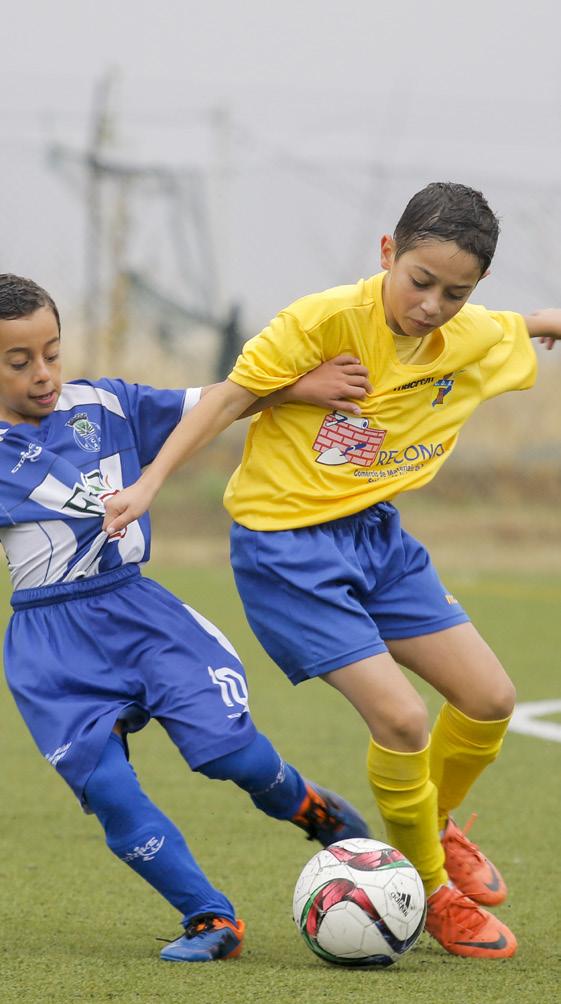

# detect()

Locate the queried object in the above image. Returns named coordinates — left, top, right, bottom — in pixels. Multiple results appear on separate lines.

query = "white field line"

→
left=509, top=700, right=561, bottom=743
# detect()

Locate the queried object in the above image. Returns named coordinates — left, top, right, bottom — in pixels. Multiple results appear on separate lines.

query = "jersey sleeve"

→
left=0, top=427, right=53, bottom=527
left=228, top=310, right=326, bottom=395
left=99, top=379, right=201, bottom=466
left=478, top=311, right=537, bottom=400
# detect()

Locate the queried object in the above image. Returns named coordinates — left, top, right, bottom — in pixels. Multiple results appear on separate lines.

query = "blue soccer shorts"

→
left=4, top=565, right=256, bottom=802
left=230, top=502, right=469, bottom=685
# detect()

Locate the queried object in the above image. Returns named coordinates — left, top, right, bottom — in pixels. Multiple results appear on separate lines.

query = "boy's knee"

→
left=481, top=679, right=516, bottom=721
left=377, top=700, right=429, bottom=752
left=84, top=767, right=123, bottom=817
left=83, top=734, right=134, bottom=816
left=197, top=733, right=281, bottom=792
left=458, top=677, right=517, bottom=722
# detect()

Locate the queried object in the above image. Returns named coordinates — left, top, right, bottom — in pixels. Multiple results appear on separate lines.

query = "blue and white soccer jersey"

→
left=1, top=379, right=255, bottom=802
left=0, top=379, right=201, bottom=588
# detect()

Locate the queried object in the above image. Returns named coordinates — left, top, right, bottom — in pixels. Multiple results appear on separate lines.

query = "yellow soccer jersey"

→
left=224, top=272, right=537, bottom=530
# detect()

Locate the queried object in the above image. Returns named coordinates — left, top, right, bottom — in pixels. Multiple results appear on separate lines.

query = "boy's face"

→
left=0, top=307, right=62, bottom=426
left=380, top=237, right=483, bottom=338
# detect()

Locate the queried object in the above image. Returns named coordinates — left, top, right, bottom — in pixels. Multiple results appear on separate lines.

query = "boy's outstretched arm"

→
left=103, top=379, right=256, bottom=534
left=524, top=308, right=561, bottom=350
left=103, top=355, right=372, bottom=534
left=201, top=355, right=371, bottom=416
left=241, top=355, right=371, bottom=416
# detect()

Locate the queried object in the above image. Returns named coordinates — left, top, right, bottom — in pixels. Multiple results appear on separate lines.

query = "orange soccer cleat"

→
left=425, top=884, right=517, bottom=959
left=442, top=814, right=507, bottom=906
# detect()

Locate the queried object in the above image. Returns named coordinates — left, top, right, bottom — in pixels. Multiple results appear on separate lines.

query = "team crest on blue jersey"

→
left=66, top=412, right=102, bottom=452
left=432, top=374, right=455, bottom=407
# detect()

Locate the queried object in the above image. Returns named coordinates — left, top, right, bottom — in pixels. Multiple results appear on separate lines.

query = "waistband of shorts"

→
left=233, top=501, right=398, bottom=537
left=317, top=500, right=397, bottom=531
left=11, top=564, right=141, bottom=610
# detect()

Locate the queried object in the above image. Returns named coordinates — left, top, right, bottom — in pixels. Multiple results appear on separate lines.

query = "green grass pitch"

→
left=1, top=562, right=560, bottom=1003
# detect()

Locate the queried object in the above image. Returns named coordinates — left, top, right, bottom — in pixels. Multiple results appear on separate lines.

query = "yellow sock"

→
left=367, top=737, right=447, bottom=896
left=430, top=703, right=511, bottom=831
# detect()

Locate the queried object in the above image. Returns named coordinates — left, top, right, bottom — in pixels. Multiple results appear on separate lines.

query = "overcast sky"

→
left=2, top=1, right=561, bottom=333
left=3, top=1, right=560, bottom=102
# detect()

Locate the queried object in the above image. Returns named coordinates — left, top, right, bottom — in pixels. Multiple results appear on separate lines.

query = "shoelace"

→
left=183, top=913, right=224, bottom=939
left=461, top=812, right=479, bottom=840
left=157, top=913, right=226, bottom=945
left=429, top=888, right=489, bottom=936
left=448, top=813, right=488, bottom=867
left=446, top=892, right=490, bottom=936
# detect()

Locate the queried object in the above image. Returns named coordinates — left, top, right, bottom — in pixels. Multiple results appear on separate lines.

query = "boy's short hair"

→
left=0, top=273, right=61, bottom=333
left=393, top=182, right=500, bottom=275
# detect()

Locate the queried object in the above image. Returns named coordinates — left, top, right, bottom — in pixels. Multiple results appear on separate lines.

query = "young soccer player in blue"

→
left=104, top=182, right=561, bottom=960
left=0, top=273, right=373, bottom=963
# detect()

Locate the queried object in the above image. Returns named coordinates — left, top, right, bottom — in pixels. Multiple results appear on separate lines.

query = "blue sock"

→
left=198, top=731, right=307, bottom=820
left=84, top=734, right=235, bottom=925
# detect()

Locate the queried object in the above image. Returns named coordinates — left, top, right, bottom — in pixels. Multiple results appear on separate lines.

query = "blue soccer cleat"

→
left=160, top=913, right=245, bottom=962
left=291, top=781, right=371, bottom=846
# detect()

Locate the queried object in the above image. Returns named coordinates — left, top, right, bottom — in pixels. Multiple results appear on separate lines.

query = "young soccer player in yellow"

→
left=104, top=182, right=561, bottom=959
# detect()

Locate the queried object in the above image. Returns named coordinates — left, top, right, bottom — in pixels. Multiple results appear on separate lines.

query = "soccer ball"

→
left=293, top=837, right=426, bottom=967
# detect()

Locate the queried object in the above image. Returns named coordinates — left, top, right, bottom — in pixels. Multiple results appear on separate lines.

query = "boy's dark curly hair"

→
left=394, top=182, right=500, bottom=275
left=0, top=274, right=61, bottom=332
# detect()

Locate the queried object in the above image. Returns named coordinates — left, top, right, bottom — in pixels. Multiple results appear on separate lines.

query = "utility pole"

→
left=49, top=79, right=242, bottom=380
left=84, top=69, right=121, bottom=376
left=208, top=105, right=232, bottom=321
left=105, top=175, right=129, bottom=374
